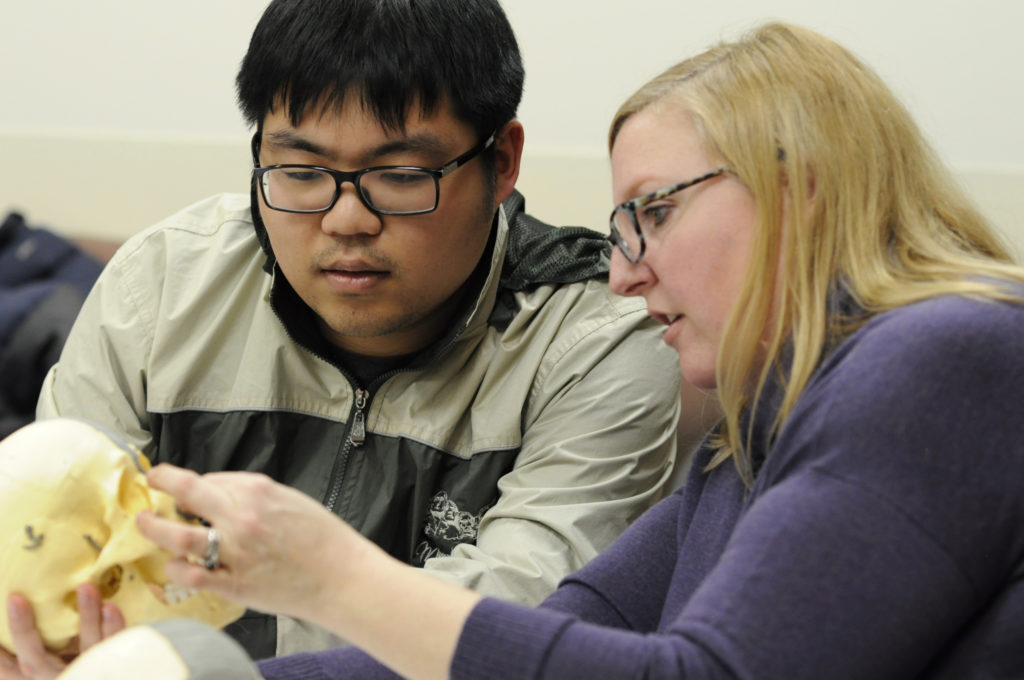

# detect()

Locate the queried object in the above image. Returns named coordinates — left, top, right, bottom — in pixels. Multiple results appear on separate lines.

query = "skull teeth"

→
left=161, top=583, right=198, bottom=605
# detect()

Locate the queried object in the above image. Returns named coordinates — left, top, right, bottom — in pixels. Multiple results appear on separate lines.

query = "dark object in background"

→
left=0, top=211, right=104, bottom=437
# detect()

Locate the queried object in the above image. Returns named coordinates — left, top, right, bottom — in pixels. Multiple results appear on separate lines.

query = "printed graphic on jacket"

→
left=413, top=491, right=492, bottom=565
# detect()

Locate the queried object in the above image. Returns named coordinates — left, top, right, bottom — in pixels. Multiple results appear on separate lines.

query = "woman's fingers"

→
left=74, top=583, right=103, bottom=654
left=0, top=588, right=126, bottom=680
left=4, top=595, right=65, bottom=679
left=0, top=646, right=23, bottom=679
left=75, top=585, right=124, bottom=654
left=99, top=605, right=125, bottom=645
left=143, top=466, right=354, bottom=622
left=146, top=463, right=231, bottom=521
left=135, top=510, right=212, bottom=562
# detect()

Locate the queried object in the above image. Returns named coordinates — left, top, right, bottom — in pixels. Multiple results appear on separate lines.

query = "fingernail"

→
left=7, top=598, right=18, bottom=620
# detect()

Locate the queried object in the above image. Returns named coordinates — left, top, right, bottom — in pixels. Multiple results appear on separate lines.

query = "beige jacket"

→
left=39, top=191, right=681, bottom=657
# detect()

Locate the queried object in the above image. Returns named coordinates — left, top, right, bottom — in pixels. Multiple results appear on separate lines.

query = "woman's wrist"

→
left=310, top=542, right=481, bottom=680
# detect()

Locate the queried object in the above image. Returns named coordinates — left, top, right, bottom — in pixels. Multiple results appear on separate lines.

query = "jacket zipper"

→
left=318, top=324, right=478, bottom=512
left=324, top=387, right=368, bottom=512
left=268, top=267, right=476, bottom=515
left=323, top=353, right=439, bottom=513
left=268, top=280, right=366, bottom=513
left=348, top=388, right=368, bottom=445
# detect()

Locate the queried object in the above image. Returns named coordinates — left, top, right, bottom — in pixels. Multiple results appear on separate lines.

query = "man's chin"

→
left=315, top=309, right=430, bottom=356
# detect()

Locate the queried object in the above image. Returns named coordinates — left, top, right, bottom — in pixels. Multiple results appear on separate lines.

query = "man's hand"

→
left=0, top=584, right=124, bottom=680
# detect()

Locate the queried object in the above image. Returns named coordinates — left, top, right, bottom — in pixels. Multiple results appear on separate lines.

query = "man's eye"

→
left=378, top=171, right=432, bottom=186
left=282, top=170, right=325, bottom=183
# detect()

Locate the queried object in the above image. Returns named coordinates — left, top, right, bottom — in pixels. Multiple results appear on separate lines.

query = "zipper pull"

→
left=349, top=389, right=368, bottom=446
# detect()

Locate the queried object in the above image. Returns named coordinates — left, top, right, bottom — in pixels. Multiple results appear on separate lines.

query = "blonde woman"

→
left=123, top=22, right=1024, bottom=680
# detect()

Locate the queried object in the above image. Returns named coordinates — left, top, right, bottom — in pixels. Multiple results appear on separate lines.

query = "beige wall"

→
left=3, top=130, right=1023, bottom=262
left=1, top=1, right=1021, bottom=255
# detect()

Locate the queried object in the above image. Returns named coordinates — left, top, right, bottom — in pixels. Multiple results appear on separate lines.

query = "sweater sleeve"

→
left=539, top=491, right=684, bottom=628
left=449, top=295, right=1024, bottom=679
left=257, top=647, right=403, bottom=680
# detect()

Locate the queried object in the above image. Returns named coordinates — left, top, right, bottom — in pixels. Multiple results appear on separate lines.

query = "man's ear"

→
left=493, top=119, right=524, bottom=206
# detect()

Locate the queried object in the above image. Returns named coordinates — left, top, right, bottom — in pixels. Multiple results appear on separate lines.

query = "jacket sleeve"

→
left=36, top=246, right=156, bottom=456
left=420, top=306, right=682, bottom=605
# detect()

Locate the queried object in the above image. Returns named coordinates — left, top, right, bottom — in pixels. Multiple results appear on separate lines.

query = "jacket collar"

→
left=254, top=187, right=612, bottom=369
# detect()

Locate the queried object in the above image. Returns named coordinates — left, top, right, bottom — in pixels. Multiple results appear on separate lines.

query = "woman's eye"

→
left=640, top=203, right=672, bottom=229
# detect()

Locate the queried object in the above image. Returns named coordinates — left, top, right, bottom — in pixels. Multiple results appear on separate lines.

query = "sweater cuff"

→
left=258, top=647, right=404, bottom=680
left=450, top=597, right=575, bottom=680
left=258, top=652, right=330, bottom=680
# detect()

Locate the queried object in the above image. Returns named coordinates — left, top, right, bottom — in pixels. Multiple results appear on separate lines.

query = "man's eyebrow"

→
left=262, top=131, right=451, bottom=166
left=264, top=130, right=334, bottom=158
left=368, top=135, right=448, bottom=162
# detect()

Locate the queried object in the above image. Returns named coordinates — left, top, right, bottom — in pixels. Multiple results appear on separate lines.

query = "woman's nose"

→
left=608, top=246, right=654, bottom=297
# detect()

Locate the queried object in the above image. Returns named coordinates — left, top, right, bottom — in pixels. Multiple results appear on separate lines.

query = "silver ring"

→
left=202, top=527, right=221, bottom=570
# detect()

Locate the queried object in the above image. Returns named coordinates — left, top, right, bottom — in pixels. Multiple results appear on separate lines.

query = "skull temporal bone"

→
left=0, top=418, right=243, bottom=652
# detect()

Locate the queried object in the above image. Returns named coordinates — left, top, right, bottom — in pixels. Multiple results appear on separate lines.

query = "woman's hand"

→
left=136, top=464, right=374, bottom=624
left=0, top=585, right=124, bottom=680
left=137, top=464, right=482, bottom=680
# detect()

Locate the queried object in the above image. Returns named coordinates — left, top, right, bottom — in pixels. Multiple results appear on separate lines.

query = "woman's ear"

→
left=493, top=119, right=525, bottom=206
left=778, top=160, right=817, bottom=220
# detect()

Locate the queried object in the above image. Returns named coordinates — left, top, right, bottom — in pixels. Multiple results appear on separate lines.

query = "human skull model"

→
left=0, top=419, right=244, bottom=653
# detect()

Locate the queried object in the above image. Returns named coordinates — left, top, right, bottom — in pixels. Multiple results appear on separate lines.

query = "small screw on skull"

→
left=23, top=525, right=44, bottom=550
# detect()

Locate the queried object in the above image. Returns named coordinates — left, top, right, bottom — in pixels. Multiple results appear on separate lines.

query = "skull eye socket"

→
left=97, top=565, right=123, bottom=599
left=118, top=468, right=153, bottom=514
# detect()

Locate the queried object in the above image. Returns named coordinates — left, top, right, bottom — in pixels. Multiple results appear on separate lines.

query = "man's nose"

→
left=320, top=183, right=383, bottom=237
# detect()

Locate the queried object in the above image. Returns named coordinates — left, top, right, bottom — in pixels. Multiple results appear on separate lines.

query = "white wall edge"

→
left=3, top=131, right=1022, bottom=260
left=2, top=129, right=251, bottom=242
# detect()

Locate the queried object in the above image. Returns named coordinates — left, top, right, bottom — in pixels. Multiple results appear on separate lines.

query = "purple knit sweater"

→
left=260, top=289, right=1024, bottom=679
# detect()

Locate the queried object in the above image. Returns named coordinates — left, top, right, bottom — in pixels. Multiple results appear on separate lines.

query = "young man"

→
left=33, top=0, right=681, bottom=661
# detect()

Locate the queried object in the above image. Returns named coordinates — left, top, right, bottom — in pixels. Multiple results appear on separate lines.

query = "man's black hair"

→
left=236, top=0, right=525, bottom=138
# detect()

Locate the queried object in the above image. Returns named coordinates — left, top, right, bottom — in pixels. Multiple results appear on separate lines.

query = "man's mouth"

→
left=323, top=267, right=385, bottom=276
left=320, top=257, right=389, bottom=276
left=319, top=263, right=390, bottom=293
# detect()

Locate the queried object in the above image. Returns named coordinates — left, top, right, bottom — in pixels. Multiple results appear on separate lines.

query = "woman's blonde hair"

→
left=610, top=22, right=1024, bottom=483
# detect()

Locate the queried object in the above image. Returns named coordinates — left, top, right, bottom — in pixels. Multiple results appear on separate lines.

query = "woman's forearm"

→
left=306, top=532, right=481, bottom=680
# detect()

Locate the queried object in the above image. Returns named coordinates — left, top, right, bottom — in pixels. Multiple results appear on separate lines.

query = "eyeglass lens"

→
left=611, top=207, right=642, bottom=261
left=260, top=167, right=439, bottom=214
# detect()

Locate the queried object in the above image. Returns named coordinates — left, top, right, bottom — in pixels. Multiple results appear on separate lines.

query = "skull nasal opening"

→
left=97, top=565, right=123, bottom=599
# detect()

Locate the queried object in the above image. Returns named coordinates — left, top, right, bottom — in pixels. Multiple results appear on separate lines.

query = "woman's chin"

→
left=679, top=358, right=716, bottom=391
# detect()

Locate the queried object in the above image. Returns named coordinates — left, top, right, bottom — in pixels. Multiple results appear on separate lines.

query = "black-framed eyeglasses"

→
left=608, top=167, right=728, bottom=264
left=250, top=131, right=496, bottom=216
